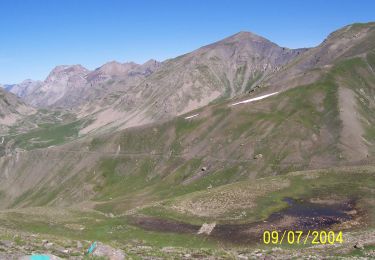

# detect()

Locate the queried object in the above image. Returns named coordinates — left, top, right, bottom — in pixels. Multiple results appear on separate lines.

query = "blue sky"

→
left=1, top=0, right=374, bottom=84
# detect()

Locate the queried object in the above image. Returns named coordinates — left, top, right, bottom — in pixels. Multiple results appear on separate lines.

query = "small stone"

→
left=76, top=241, right=83, bottom=249
left=197, top=223, right=216, bottom=235
left=44, top=242, right=54, bottom=248
left=201, top=167, right=207, bottom=171
left=254, top=153, right=263, bottom=159
left=354, top=241, right=364, bottom=250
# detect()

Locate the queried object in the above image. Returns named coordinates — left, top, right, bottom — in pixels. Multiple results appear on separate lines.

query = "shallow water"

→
left=281, top=197, right=352, bottom=218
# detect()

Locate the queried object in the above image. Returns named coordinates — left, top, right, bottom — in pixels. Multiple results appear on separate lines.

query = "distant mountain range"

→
left=6, top=59, right=161, bottom=108
left=2, top=22, right=375, bottom=138
left=4, top=30, right=310, bottom=133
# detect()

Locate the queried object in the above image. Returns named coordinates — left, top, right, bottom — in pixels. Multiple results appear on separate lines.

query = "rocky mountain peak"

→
left=21, top=79, right=35, bottom=84
left=135, top=59, right=161, bottom=76
left=142, top=59, right=159, bottom=66
left=89, top=61, right=139, bottom=79
left=210, top=31, right=277, bottom=49
left=45, top=64, right=89, bottom=83
left=230, top=31, right=269, bottom=41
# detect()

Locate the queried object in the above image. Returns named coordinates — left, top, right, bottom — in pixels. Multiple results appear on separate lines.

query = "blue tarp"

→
left=30, top=255, right=50, bottom=260
left=87, top=241, right=97, bottom=254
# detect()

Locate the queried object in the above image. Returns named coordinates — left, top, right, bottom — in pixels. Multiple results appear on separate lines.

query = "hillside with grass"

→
left=0, top=22, right=375, bottom=258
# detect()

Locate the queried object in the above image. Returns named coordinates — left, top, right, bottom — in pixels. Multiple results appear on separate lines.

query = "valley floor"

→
left=0, top=166, right=373, bottom=259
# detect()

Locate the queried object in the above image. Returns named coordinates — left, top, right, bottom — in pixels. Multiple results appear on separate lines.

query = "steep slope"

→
left=23, top=65, right=90, bottom=107
left=2, top=52, right=375, bottom=209
left=0, top=87, right=35, bottom=131
left=76, top=60, right=162, bottom=108
left=334, top=52, right=375, bottom=160
left=254, top=22, right=375, bottom=162
left=263, top=22, right=375, bottom=91
left=116, top=31, right=306, bottom=117
left=79, top=32, right=307, bottom=133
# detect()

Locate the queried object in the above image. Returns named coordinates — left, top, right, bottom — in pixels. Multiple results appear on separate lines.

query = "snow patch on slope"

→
left=230, top=92, right=279, bottom=106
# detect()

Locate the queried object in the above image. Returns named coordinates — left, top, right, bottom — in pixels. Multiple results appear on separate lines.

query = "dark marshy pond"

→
left=275, top=198, right=354, bottom=229
left=133, top=197, right=359, bottom=244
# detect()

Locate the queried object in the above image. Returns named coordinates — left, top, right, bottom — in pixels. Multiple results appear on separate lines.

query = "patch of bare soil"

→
left=338, top=86, right=368, bottom=161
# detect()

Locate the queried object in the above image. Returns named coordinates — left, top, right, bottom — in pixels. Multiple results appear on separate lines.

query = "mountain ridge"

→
left=3, top=23, right=375, bottom=137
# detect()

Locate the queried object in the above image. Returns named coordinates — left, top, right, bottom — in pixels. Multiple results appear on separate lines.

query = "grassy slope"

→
left=4, top=55, right=368, bottom=210
left=0, top=59, right=362, bottom=213
left=2, top=109, right=86, bottom=151
left=333, top=51, right=375, bottom=147
left=0, top=36, right=374, bottom=255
